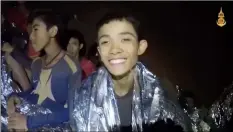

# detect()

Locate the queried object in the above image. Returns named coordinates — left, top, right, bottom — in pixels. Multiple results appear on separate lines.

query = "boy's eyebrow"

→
left=98, top=32, right=137, bottom=41
left=32, top=24, right=39, bottom=28
left=98, top=34, right=109, bottom=41
left=119, top=32, right=137, bottom=38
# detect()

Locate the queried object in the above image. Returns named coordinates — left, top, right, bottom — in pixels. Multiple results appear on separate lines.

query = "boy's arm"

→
left=7, top=57, right=39, bottom=111
left=5, top=53, right=31, bottom=91
left=10, top=45, right=32, bottom=70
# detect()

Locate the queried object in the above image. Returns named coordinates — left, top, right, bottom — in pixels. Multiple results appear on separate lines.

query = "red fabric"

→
left=7, top=7, right=40, bottom=58
left=7, top=8, right=27, bottom=32
left=27, top=41, right=40, bottom=59
left=80, top=58, right=96, bottom=80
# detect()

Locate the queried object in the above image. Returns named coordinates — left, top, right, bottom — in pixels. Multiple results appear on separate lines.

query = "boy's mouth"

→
left=109, top=58, right=127, bottom=65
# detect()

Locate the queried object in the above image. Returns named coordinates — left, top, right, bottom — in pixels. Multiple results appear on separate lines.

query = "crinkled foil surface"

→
left=72, top=62, right=192, bottom=132
left=208, top=82, right=233, bottom=129
left=1, top=55, right=15, bottom=130
left=176, top=86, right=211, bottom=132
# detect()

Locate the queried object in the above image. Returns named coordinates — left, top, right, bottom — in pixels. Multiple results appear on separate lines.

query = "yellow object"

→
left=33, top=69, right=55, bottom=104
left=217, top=7, right=226, bottom=27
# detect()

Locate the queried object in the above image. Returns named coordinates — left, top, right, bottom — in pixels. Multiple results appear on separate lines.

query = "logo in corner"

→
left=217, top=7, right=226, bottom=27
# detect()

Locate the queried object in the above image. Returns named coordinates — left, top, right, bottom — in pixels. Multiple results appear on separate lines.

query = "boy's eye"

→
left=122, top=38, right=131, bottom=42
left=100, top=41, right=109, bottom=45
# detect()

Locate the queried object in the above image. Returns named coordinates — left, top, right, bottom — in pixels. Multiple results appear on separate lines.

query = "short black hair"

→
left=67, top=30, right=86, bottom=57
left=182, top=91, right=195, bottom=100
left=28, top=9, right=64, bottom=43
left=178, top=91, right=199, bottom=110
left=87, top=42, right=101, bottom=68
left=96, top=11, right=142, bottom=41
left=87, top=42, right=98, bottom=59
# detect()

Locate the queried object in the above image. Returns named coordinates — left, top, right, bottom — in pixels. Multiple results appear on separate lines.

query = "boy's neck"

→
left=74, top=52, right=80, bottom=61
left=44, top=40, right=61, bottom=59
left=113, top=69, right=135, bottom=97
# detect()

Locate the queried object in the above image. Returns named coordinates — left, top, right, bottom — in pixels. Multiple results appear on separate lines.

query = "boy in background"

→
left=7, top=10, right=81, bottom=130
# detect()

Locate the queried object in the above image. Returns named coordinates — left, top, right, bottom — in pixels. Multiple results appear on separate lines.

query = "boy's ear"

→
left=97, top=46, right=103, bottom=60
left=80, top=43, right=84, bottom=50
left=138, top=40, right=148, bottom=55
left=49, top=25, right=58, bottom=37
left=97, top=46, right=100, bottom=55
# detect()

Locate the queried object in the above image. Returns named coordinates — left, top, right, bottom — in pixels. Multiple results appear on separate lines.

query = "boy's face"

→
left=186, top=97, right=194, bottom=108
left=67, top=37, right=82, bottom=57
left=30, top=18, right=57, bottom=52
left=97, top=20, right=147, bottom=77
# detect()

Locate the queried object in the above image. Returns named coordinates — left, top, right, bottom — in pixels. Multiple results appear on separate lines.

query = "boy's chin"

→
left=67, top=52, right=75, bottom=57
left=110, top=70, right=132, bottom=80
left=108, top=65, right=137, bottom=80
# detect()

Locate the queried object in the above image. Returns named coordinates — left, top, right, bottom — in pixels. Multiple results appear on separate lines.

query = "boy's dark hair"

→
left=182, top=91, right=195, bottom=100
left=178, top=91, right=199, bottom=110
left=87, top=42, right=101, bottom=68
left=28, top=9, right=64, bottom=44
left=96, top=11, right=142, bottom=41
left=67, top=29, right=86, bottom=57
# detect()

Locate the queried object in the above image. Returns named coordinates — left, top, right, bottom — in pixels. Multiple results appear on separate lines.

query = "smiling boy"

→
left=72, top=12, right=191, bottom=132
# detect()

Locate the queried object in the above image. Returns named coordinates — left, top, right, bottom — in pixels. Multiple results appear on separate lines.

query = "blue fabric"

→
left=12, top=55, right=81, bottom=129
left=27, top=106, right=69, bottom=129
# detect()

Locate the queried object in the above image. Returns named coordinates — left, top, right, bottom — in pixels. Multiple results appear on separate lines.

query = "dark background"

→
left=2, top=1, right=233, bottom=107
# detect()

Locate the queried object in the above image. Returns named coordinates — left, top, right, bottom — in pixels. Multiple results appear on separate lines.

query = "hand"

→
left=5, top=52, right=11, bottom=60
left=8, top=113, right=28, bottom=131
left=7, top=96, right=16, bottom=115
left=2, top=42, right=14, bottom=53
left=7, top=102, right=16, bottom=115
left=7, top=96, right=21, bottom=115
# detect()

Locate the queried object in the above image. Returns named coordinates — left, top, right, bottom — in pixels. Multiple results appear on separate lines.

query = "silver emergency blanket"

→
left=16, top=98, right=71, bottom=132
left=73, top=62, right=192, bottom=132
left=208, top=81, right=233, bottom=129
left=1, top=55, right=15, bottom=130
left=176, top=85, right=210, bottom=132
left=0, top=54, right=71, bottom=131
left=189, top=108, right=210, bottom=132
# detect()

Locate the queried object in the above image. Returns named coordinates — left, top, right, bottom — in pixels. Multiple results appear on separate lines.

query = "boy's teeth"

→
left=110, top=59, right=126, bottom=64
